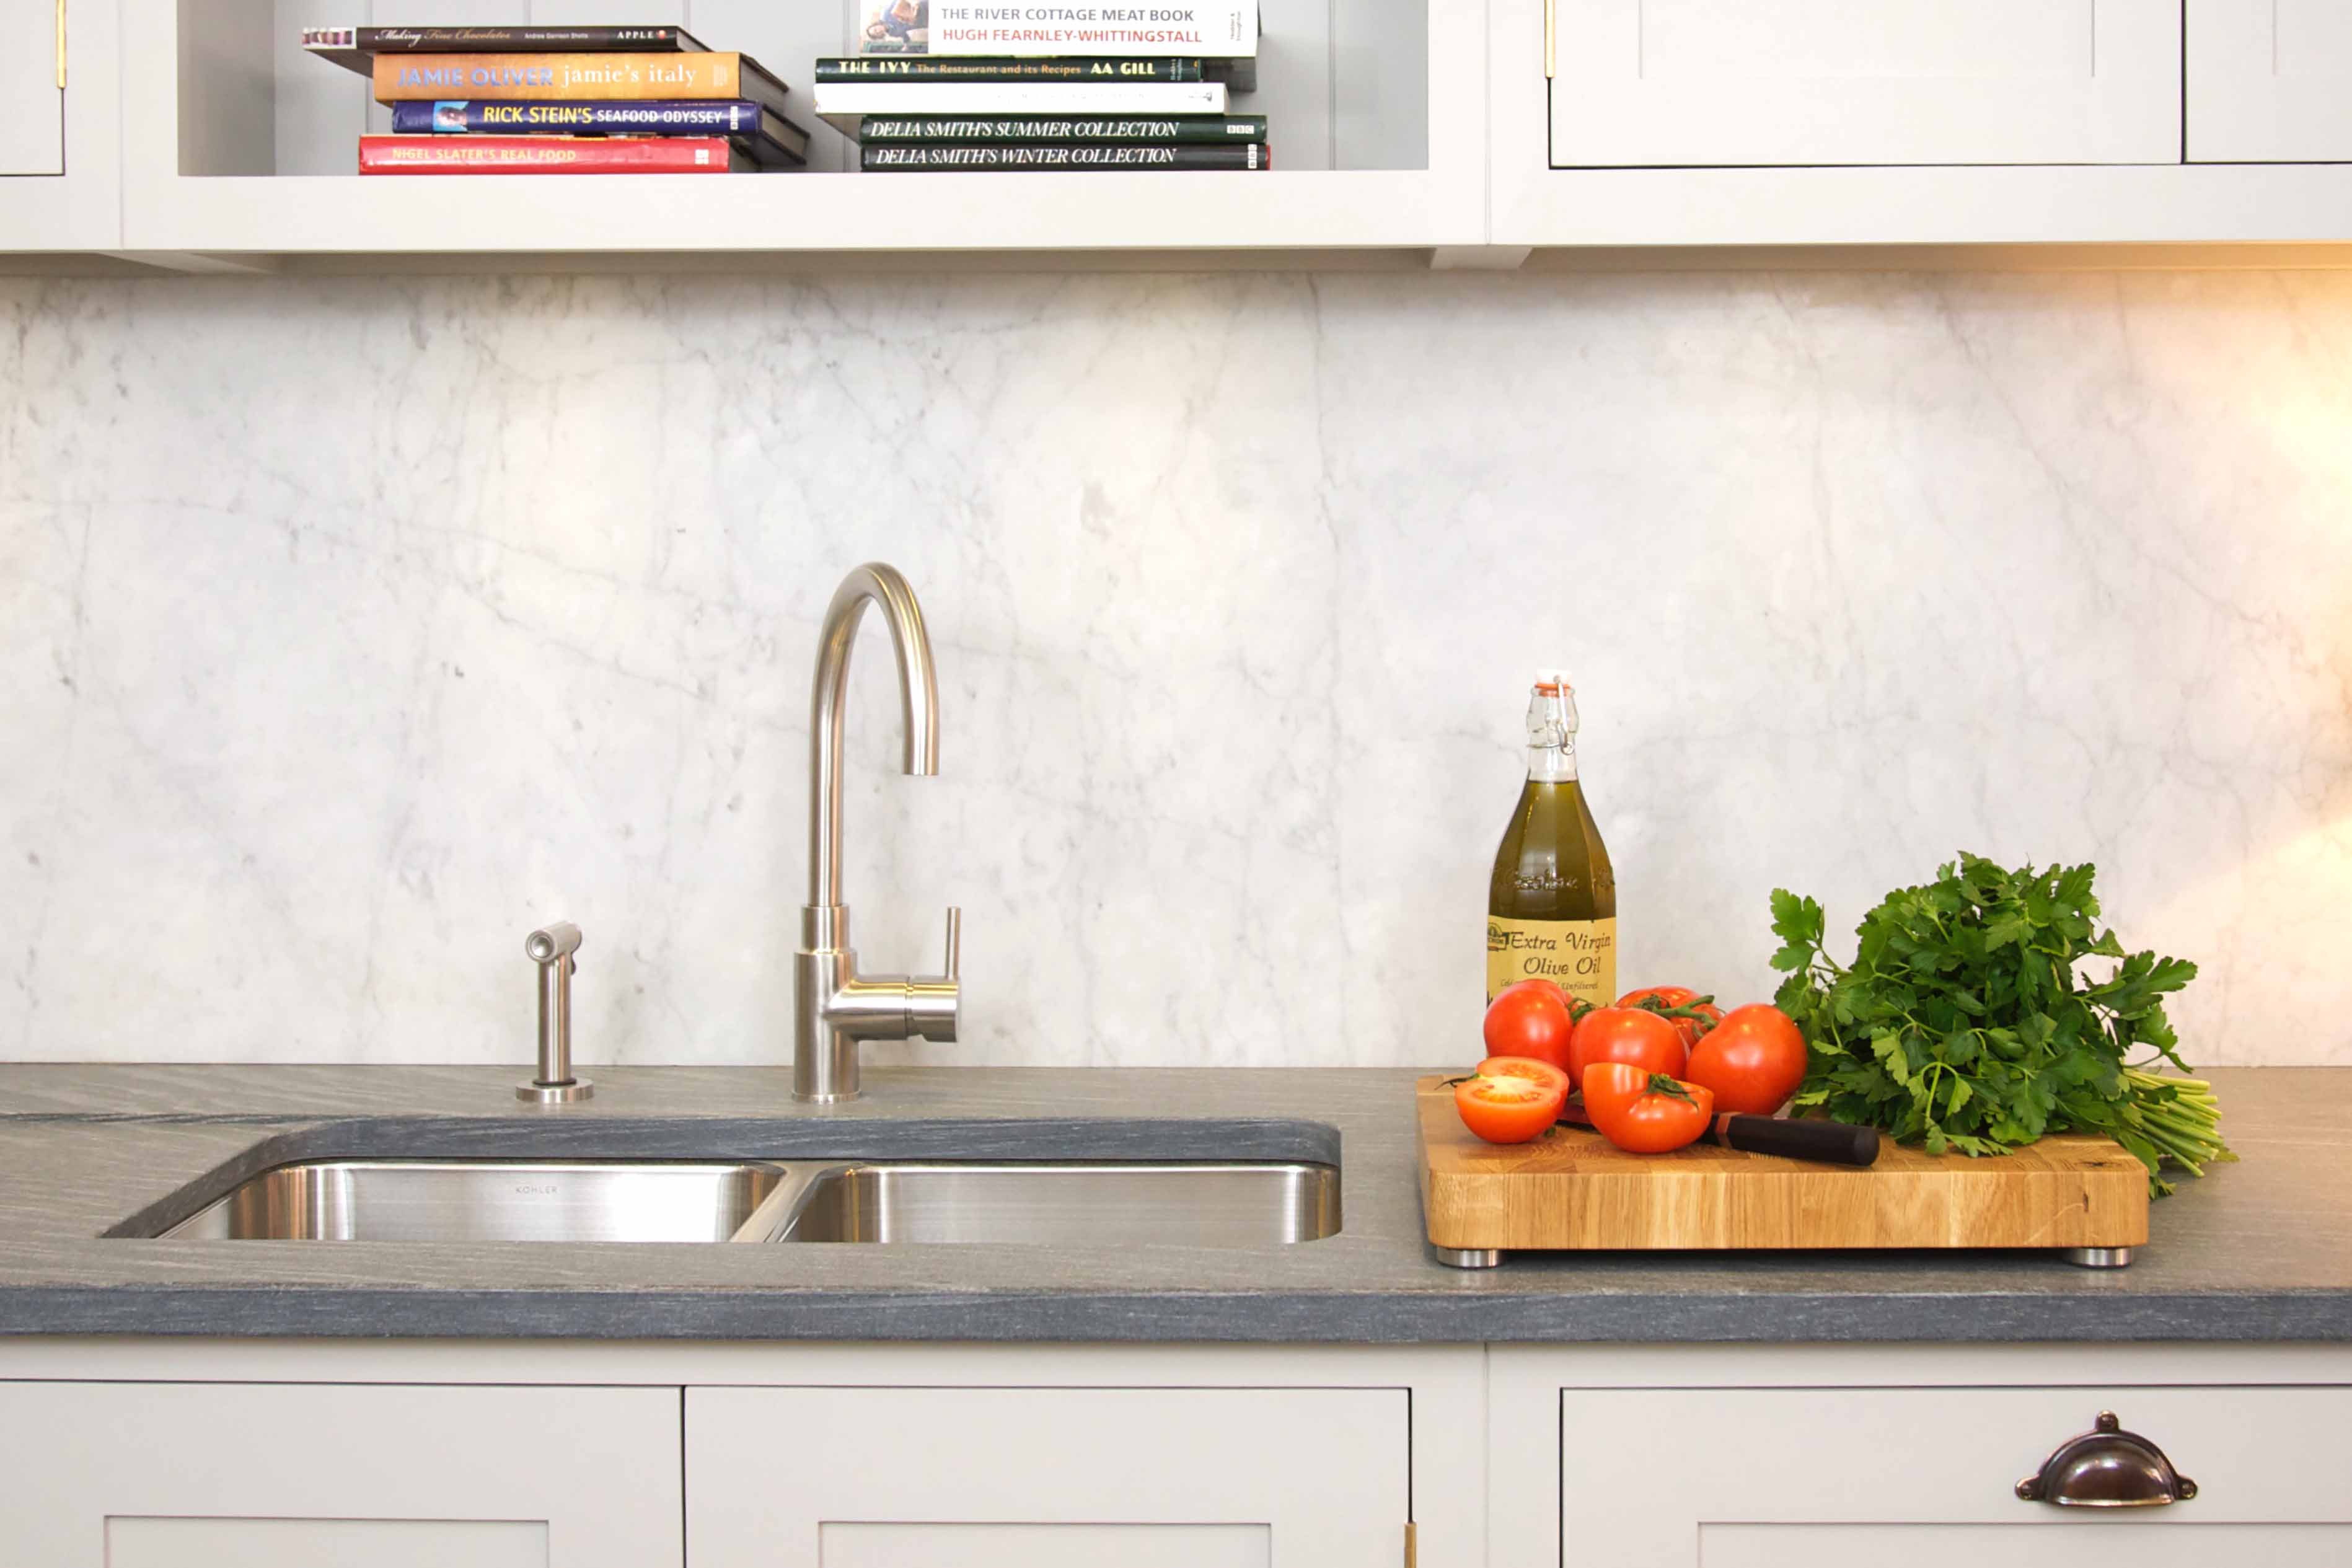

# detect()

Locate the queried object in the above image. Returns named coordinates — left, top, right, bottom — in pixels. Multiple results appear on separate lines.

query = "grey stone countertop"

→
left=0, top=1064, right=2342, bottom=1342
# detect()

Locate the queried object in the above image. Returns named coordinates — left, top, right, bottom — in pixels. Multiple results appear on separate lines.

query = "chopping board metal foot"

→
left=1431, top=1245, right=1504, bottom=1269
left=2065, top=1246, right=2135, bottom=1268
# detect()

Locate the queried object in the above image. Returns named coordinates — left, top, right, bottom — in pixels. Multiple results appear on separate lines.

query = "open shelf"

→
left=118, top=0, right=1484, bottom=257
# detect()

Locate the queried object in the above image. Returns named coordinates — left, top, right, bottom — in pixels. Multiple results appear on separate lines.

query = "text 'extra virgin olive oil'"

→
left=1486, top=673, right=1617, bottom=1007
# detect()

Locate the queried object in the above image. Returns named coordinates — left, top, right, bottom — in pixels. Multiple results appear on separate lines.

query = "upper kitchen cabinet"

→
left=0, top=0, right=64, bottom=173
left=1489, top=0, right=2352, bottom=250
left=116, top=0, right=1485, bottom=259
left=0, top=0, right=120, bottom=250
left=2189, top=0, right=2352, bottom=162
left=1547, top=0, right=2180, bottom=167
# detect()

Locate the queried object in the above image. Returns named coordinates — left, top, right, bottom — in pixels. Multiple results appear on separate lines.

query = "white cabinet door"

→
left=687, top=1386, right=1410, bottom=1567
left=0, top=1381, right=684, bottom=1568
left=1549, top=0, right=2182, bottom=167
left=1556, top=1385, right=2352, bottom=1566
left=0, top=0, right=63, bottom=174
left=2188, top=0, right=2352, bottom=161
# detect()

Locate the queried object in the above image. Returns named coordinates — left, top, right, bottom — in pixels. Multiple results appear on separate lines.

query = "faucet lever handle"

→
left=942, top=906, right=961, bottom=981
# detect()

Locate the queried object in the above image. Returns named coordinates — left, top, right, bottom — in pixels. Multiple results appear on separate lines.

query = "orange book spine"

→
left=372, top=51, right=744, bottom=103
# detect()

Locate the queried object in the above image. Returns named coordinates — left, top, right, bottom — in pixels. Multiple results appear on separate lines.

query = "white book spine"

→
left=925, top=2, right=1257, bottom=58
left=817, top=80, right=1230, bottom=136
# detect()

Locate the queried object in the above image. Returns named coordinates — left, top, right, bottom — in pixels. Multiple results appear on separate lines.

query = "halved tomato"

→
left=1475, top=1055, right=1571, bottom=1099
left=1454, top=1065, right=1567, bottom=1145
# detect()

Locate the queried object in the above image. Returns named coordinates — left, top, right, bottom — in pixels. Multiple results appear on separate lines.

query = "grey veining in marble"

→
left=6, top=271, right=2352, bottom=1070
left=0, top=1065, right=2343, bottom=1342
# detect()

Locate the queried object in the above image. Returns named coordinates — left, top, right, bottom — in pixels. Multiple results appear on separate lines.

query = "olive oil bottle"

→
left=1486, top=674, right=1617, bottom=1006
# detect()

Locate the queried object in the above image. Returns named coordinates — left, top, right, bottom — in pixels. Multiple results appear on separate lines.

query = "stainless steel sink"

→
left=159, top=1160, right=788, bottom=1243
left=749, top=1162, right=1341, bottom=1246
left=149, top=1158, right=1340, bottom=1246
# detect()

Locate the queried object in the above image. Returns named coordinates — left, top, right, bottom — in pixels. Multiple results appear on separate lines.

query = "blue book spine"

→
left=389, top=100, right=764, bottom=135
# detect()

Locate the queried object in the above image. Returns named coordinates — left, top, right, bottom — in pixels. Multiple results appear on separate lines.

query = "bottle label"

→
left=1487, top=916, right=1618, bottom=1008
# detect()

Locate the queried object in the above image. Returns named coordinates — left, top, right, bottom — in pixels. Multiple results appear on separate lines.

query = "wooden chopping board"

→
left=1416, top=1075, right=2148, bottom=1254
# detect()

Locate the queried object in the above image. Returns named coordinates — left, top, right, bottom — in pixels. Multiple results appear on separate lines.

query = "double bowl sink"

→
left=152, top=1156, right=1341, bottom=1247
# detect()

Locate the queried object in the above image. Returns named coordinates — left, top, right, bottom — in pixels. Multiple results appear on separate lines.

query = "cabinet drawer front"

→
left=688, top=1386, right=1408, bottom=1568
left=1560, top=1385, right=2352, bottom=1567
left=1549, top=0, right=2181, bottom=167
left=0, top=1381, right=683, bottom=1568
left=2188, top=0, right=2352, bottom=161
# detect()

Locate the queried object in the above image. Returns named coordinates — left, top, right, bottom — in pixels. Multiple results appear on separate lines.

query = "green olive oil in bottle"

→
left=1486, top=674, right=1617, bottom=1006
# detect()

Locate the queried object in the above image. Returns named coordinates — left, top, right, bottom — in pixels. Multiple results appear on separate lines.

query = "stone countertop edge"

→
left=0, top=1064, right=2342, bottom=1344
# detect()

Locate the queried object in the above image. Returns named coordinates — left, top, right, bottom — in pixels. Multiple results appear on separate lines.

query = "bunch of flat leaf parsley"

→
left=1769, top=853, right=2232, bottom=1196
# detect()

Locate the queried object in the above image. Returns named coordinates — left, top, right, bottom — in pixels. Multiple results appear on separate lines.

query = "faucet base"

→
left=517, top=1078, right=594, bottom=1104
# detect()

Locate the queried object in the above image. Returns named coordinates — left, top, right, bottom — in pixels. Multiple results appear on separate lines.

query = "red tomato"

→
left=1616, top=985, right=1702, bottom=1008
left=1482, top=979, right=1576, bottom=1072
left=1683, top=1003, right=1808, bottom=1117
left=1566, top=1006, right=1688, bottom=1087
left=1581, top=1061, right=1715, bottom=1153
left=1475, top=1055, right=1571, bottom=1099
left=1616, top=985, right=1725, bottom=1049
left=1454, top=1066, right=1567, bottom=1145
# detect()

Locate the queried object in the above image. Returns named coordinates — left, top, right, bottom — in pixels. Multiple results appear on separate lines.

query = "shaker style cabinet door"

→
left=687, top=1386, right=1411, bottom=1568
left=0, top=0, right=64, bottom=174
left=1555, top=1385, right=2352, bottom=1567
left=0, top=1382, right=685, bottom=1568
left=2188, top=0, right=2352, bottom=161
left=1548, top=0, right=2182, bottom=167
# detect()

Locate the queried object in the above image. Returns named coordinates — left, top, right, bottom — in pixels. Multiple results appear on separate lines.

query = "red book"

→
left=357, top=134, right=750, bottom=174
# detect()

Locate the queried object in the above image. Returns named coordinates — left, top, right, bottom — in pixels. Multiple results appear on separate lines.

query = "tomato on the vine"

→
left=1617, top=985, right=1703, bottom=1008
left=1581, top=1062, right=1715, bottom=1153
left=1682, top=1003, right=1807, bottom=1117
left=1454, top=1064, right=1567, bottom=1145
left=1482, top=979, right=1576, bottom=1072
left=1616, top=985, right=1725, bottom=1049
left=1566, top=1006, right=1688, bottom=1086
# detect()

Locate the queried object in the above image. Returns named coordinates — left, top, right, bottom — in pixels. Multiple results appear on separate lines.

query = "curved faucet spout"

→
left=808, top=562, right=939, bottom=910
left=795, top=563, right=961, bottom=1103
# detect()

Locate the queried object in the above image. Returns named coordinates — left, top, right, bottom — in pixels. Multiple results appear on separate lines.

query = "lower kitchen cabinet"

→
left=1498, top=1362, right=2352, bottom=1567
left=685, top=1385, right=1412, bottom=1567
left=0, top=1381, right=685, bottom=1567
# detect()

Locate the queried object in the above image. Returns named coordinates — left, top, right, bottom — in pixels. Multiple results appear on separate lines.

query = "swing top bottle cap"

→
left=1533, top=670, right=1570, bottom=695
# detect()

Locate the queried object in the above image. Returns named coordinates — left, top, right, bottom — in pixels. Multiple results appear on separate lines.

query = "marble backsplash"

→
left=4, top=268, right=2350, bottom=1068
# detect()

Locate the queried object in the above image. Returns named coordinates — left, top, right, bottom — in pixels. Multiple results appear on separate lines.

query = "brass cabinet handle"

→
left=2016, top=1411, right=2198, bottom=1507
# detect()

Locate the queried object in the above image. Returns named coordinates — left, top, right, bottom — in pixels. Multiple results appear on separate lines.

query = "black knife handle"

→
left=1717, top=1114, right=1880, bottom=1167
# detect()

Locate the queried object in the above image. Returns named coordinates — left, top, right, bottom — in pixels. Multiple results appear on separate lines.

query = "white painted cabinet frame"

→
left=0, top=1339, right=1491, bottom=1568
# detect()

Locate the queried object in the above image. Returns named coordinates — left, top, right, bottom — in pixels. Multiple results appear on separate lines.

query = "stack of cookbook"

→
left=820, top=1, right=1266, bottom=172
left=302, top=24, right=811, bottom=174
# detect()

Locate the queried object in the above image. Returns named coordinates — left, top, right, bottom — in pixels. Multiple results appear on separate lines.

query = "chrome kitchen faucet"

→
left=794, top=563, right=961, bottom=1103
